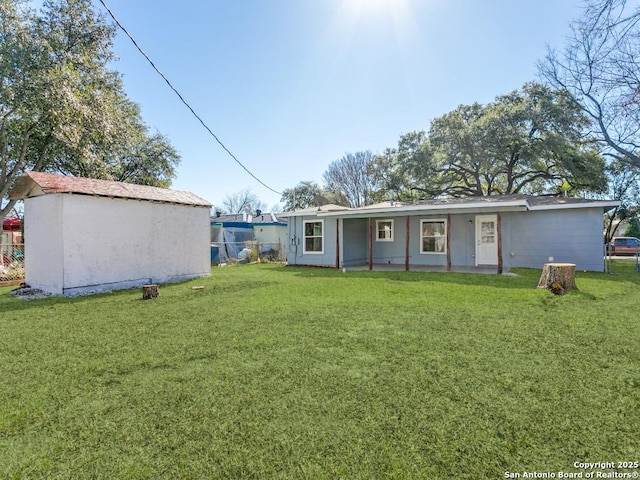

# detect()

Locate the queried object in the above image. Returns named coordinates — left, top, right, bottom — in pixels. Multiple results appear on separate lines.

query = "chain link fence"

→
left=0, top=243, right=24, bottom=283
left=211, top=241, right=286, bottom=265
left=604, top=242, right=640, bottom=274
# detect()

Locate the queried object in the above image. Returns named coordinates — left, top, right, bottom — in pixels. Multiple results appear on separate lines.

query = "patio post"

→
left=368, top=217, right=373, bottom=270
left=335, top=218, right=340, bottom=269
left=405, top=216, right=410, bottom=271
left=497, top=212, right=503, bottom=274
left=446, top=213, right=452, bottom=272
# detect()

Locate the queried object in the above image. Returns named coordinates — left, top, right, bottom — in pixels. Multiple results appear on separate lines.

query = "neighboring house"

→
left=210, top=210, right=287, bottom=263
left=251, top=210, right=288, bottom=250
left=279, top=196, right=620, bottom=273
left=1, top=217, right=22, bottom=246
left=210, top=213, right=254, bottom=263
left=2, top=217, right=21, bottom=231
left=9, top=171, right=212, bottom=295
left=1, top=217, right=23, bottom=275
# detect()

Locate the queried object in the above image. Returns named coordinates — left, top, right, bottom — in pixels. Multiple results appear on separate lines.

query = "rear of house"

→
left=280, top=196, right=618, bottom=273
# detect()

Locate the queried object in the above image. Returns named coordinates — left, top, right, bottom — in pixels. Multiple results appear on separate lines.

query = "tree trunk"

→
left=536, top=263, right=577, bottom=295
left=142, top=284, right=159, bottom=300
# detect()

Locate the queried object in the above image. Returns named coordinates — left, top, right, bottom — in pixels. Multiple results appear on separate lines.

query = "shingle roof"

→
left=304, top=195, right=619, bottom=218
left=211, top=213, right=248, bottom=223
left=9, top=171, right=211, bottom=207
left=210, top=212, right=287, bottom=224
left=251, top=212, right=287, bottom=224
left=365, top=194, right=611, bottom=209
left=278, top=204, right=350, bottom=217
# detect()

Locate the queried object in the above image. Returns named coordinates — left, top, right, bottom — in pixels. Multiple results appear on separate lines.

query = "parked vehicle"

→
left=608, top=237, right=640, bottom=256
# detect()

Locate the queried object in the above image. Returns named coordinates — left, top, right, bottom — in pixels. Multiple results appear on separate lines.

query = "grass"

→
left=0, top=262, right=639, bottom=479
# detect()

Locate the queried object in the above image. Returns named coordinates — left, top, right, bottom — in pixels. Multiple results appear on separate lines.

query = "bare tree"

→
left=603, top=160, right=640, bottom=243
left=222, top=189, right=267, bottom=215
left=540, top=0, right=640, bottom=169
left=323, top=151, right=376, bottom=207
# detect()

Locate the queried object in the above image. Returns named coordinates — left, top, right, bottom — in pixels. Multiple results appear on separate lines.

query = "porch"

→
left=341, top=263, right=510, bottom=274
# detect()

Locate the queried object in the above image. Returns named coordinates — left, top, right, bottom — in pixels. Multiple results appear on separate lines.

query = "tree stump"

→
left=142, top=284, right=159, bottom=300
left=536, top=263, right=576, bottom=295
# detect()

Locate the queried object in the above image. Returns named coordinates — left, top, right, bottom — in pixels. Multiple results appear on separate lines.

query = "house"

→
left=1, top=217, right=22, bottom=247
left=9, top=171, right=212, bottom=295
left=1, top=217, right=23, bottom=278
left=278, top=196, right=620, bottom=272
left=210, top=210, right=287, bottom=263
left=251, top=210, right=288, bottom=252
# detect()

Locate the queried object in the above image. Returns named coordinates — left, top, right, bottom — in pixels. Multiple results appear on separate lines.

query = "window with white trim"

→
left=303, top=220, right=324, bottom=254
left=376, top=219, right=394, bottom=242
left=420, top=219, right=447, bottom=254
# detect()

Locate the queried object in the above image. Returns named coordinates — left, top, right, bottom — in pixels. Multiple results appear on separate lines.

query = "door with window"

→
left=475, top=215, right=498, bottom=265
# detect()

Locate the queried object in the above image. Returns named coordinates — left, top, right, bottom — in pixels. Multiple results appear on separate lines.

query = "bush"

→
left=623, top=215, right=640, bottom=238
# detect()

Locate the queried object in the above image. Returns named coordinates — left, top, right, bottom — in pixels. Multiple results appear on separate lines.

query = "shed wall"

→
left=60, top=195, right=210, bottom=294
left=24, top=195, right=64, bottom=294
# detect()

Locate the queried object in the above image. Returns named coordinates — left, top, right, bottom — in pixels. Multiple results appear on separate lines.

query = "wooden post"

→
left=497, top=212, right=503, bottom=274
left=368, top=217, right=373, bottom=271
left=537, top=263, right=577, bottom=295
left=142, top=284, right=159, bottom=299
left=405, top=216, right=410, bottom=271
left=446, top=213, right=452, bottom=272
left=335, top=218, right=340, bottom=269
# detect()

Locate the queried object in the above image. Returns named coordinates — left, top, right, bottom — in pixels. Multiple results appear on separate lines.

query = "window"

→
left=303, top=220, right=324, bottom=254
left=376, top=219, right=394, bottom=242
left=480, top=220, right=496, bottom=244
left=421, top=219, right=446, bottom=254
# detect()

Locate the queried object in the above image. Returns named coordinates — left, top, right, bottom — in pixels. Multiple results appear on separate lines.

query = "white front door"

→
left=475, top=215, right=498, bottom=266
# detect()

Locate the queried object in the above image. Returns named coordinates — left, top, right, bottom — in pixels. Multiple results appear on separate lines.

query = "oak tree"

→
left=0, top=0, right=179, bottom=221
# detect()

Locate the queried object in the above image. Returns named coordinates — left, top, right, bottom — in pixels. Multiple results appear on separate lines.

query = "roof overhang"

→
left=318, top=199, right=530, bottom=218
left=282, top=198, right=621, bottom=219
left=527, top=200, right=620, bottom=212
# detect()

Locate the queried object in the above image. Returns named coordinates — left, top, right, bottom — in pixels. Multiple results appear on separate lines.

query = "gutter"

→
left=316, top=200, right=530, bottom=218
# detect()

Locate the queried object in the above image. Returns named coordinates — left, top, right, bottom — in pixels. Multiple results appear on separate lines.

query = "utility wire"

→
left=98, top=0, right=282, bottom=196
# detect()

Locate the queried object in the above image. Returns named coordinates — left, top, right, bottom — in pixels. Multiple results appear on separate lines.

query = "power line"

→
left=97, top=0, right=282, bottom=196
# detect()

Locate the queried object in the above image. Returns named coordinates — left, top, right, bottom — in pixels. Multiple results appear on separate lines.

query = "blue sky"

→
left=98, top=0, right=582, bottom=210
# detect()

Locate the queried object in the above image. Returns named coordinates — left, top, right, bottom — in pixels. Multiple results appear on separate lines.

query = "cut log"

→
left=142, top=284, right=159, bottom=300
left=536, top=263, right=576, bottom=294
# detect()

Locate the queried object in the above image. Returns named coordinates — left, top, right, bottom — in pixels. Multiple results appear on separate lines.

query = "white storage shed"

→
left=9, top=171, right=212, bottom=296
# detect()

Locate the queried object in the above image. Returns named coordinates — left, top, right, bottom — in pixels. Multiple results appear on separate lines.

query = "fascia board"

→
left=317, top=200, right=529, bottom=218
left=528, top=200, right=620, bottom=211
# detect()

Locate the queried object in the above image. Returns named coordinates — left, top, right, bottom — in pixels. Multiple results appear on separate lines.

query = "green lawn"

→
left=0, top=263, right=639, bottom=479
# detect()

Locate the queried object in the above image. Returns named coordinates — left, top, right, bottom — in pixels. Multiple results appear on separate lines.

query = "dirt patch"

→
left=10, top=287, right=53, bottom=301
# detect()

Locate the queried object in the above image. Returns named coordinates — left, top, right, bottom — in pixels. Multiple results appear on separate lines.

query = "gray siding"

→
left=286, top=215, right=338, bottom=267
left=373, top=217, right=409, bottom=265
left=449, top=214, right=476, bottom=267
left=286, top=208, right=606, bottom=272
left=342, top=218, right=368, bottom=266
left=501, top=209, right=604, bottom=271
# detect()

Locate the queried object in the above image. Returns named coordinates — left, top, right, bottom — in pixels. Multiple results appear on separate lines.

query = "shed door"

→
left=475, top=215, right=498, bottom=266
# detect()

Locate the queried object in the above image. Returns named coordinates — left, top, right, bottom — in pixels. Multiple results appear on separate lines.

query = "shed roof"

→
left=9, top=171, right=211, bottom=207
